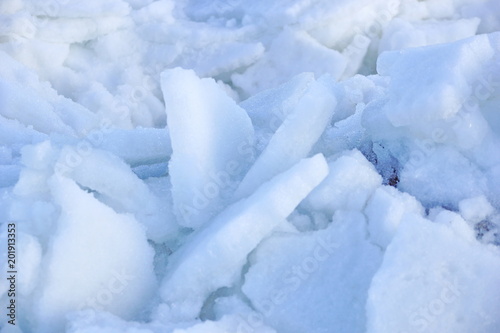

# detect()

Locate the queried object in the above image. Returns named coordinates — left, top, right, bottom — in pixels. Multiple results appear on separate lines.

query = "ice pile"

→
left=1, top=0, right=500, bottom=332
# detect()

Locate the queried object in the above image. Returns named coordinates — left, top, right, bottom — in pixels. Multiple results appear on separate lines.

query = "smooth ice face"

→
left=161, top=67, right=255, bottom=229
left=304, top=149, right=382, bottom=215
left=160, top=154, right=329, bottom=321
left=377, top=32, right=497, bottom=130
left=243, top=210, right=383, bottom=333
left=365, top=185, right=424, bottom=249
left=32, top=176, right=156, bottom=333
left=235, top=78, right=336, bottom=199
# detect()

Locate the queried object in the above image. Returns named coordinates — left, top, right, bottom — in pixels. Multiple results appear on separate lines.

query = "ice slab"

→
left=160, top=154, right=329, bottom=321
left=304, top=149, right=382, bottom=215
left=243, top=210, right=383, bottom=333
left=32, top=176, right=156, bottom=332
left=235, top=78, right=335, bottom=199
left=365, top=185, right=424, bottom=249
left=57, top=147, right=177, bottom=242
left=161, top=67, right=255, bottom=229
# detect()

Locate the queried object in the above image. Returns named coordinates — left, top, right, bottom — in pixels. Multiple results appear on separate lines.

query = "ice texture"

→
left=160, top=154, right=328, bottom=321
left=161, top=67, right=254, bottom=229
left=1, top=0, right=500, bottom=332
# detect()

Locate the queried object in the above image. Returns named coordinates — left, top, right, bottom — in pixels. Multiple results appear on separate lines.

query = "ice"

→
left=176, top=41, right=265, bottom=78
left=0, top=77, right=74, bottom=136
left=66, top=310, right=156, bottom=333
left=240, top=72, right=315, bottom=152
left=365, top=185, right=424, bottom=249
left=171, top=315, right=277, bottom=333
left=0, top=165, right=21, bottom=188
left=462, top=0, right=500, bottom=33
left=160, top=154, right=328, bottom=321
left=377, top=33, right=496, bottom=129
left=243, top=210, right=383, bottom=333
left=398, top=146, right=487, bottom=209
left=366, top=212, right=500, bottom=333
left=161, top=67, right=255, bottom=229
left=57, top=147, right=177, bottom=243
left=232, top=29, right=347, bottom=96
left=25, top=0, right=131, bottom=18
left=379, top=18, right=480, bottom=53
left=1, top=0, right=500, bottom=332
left=235, top=78, right=336, bottom=199
left=83, top=128, right=172, bottom=168
left=0, top=51, right=98, bottom=135
left=304, top=149, right=382, bottom=215
left=32, top=176, right=156, bottom=332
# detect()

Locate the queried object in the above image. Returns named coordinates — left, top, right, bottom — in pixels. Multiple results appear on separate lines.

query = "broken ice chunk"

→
left=160, top=154, right=329, bottom=321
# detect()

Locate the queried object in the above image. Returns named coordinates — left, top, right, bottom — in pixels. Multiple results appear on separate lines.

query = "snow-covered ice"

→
left=0, top=0, right=500, bottom=332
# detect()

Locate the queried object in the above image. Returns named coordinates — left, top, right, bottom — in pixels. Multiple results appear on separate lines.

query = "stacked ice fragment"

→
left=1, top=0, right=500, bottom=332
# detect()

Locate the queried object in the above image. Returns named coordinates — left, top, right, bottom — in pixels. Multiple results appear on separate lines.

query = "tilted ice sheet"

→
left=161, top=67, right=254, bottom=229
left=243, top=210, right=383, bottom=333
left=160, top=154, right=328, bottom=321
left=366, top=212, right=500, bottom=333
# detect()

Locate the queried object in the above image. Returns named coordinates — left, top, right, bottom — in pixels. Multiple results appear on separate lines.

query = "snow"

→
left=1, top=0, right=500, bottom=332
left=459, top=195, right=495, bottom=224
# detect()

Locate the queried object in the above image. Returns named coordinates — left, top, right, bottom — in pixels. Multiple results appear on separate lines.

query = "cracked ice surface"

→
left=0, top=0, right=500, bottom=332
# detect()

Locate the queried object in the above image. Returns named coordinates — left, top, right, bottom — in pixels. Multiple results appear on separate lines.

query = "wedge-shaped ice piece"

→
left=365, top=185, right=424, bottom=249
left=243, top=210, right=383, bottom=333
left=57, top=147, right=177, bottom=243
left=160, top=154, right=329, bottom=321
left=161, top=68, right=255, bottom=229
left=235, top=78, right=335, bottom=200
left=303, top=149, right=382, bottom=215
left=32, top=176, right=156, bottom=333
left=240, top=72, right=315, bottom=133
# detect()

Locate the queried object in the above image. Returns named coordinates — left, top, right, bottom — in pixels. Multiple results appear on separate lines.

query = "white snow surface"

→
left=0, top=0, right=499, bottom=332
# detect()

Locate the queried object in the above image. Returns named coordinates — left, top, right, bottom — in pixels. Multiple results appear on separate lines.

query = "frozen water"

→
left=161, top=67, right=254, bottom=229
left=1, top=0, right=500, bottom=332
left=160, top=154, right=328, bottom=321
left=304, top=149, right=382, bottom=215
left=365, top=185, right=424, bottom=249
left=32, top=176, right=156, bottom=332
left=243, top=210, right=383, bottom=333
left=235, top=78, right=335, bottom=199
